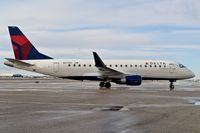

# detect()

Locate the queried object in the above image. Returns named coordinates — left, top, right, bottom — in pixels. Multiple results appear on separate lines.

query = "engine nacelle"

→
left=116, top=75, right=142, bottom=86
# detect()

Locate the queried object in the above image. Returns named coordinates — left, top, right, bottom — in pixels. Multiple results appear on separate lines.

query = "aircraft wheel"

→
left=99, top=81, right=105, bottom=88
left=169, top=80, right=176, bottom=91
left=170, top=84, right=174, bottom=91
left=105, top=82, right=111, bottom=89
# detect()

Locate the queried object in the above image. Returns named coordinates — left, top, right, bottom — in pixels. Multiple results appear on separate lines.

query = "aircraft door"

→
left=53, top=62, right=59, bottom=73
left=169, top=64, right=175, bottom=73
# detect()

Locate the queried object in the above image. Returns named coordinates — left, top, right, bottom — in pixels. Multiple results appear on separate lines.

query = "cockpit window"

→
left=179, top=64, right=186, bottom=68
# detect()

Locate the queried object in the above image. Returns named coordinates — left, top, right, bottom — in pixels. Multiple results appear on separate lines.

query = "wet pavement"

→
left=0, top=79, right=200, bottom=133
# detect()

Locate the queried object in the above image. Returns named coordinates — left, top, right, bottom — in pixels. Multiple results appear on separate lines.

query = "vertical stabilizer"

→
left=8, top=26, right=53, bottom=60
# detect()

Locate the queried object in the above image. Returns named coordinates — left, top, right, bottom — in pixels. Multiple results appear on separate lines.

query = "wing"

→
left=93, top=52, right=126, bottom=79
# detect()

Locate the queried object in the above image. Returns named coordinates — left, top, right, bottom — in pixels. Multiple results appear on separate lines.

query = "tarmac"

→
left=0, top=78, right=200, bottom=133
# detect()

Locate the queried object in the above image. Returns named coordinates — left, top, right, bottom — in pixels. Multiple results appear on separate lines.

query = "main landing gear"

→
left=169, top=80, right=176, bottom=91
left=99, top=81, right=111, bottom=89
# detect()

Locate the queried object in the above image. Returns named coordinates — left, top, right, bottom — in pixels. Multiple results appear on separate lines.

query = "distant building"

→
left=0, top=73, right=13, bottom=77
left=12, top=74, right=23, bottom=77
left=0, top=73, right=23, bottom=78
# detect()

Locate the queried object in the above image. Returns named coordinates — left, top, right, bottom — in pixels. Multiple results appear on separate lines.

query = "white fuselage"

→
left=5, top=59, right=195, bottom=80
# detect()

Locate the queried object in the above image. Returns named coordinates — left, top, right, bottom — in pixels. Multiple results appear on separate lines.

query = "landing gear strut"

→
left=99, top=81, right=111, bottom=89
left=169, top=80, right=176, bottom=91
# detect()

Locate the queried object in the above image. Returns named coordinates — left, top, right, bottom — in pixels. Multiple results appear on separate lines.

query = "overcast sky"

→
left=0, top=0, right=200, bottom=78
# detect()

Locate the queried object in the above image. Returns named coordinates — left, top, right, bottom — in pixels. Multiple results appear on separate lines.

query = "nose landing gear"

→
left=169, top=80, right=176, bottom=91
left=170, top=82, right=174, bottom=90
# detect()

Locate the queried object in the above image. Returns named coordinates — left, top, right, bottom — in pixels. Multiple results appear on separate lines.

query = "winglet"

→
left=93, top=52, right=106, bottom=67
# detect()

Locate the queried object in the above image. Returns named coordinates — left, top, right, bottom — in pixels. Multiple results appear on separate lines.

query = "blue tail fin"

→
left=8, top=26, right=53, bottom=60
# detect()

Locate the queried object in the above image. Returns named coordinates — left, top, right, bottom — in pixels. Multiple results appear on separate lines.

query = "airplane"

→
left=4, top=26, right=195, bottom=90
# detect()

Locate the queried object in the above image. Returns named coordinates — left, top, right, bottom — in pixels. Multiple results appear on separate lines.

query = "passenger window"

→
left=125, top=65, right=128, bottom=67
left=68, top=64, right=71, bottom=67
left=120, top=65, right=123, bottom=67
left=135, top=65, right=137, bottom=67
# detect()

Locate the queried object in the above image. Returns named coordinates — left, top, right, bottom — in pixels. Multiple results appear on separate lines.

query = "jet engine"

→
left=116, top=75, right=142, bottom=86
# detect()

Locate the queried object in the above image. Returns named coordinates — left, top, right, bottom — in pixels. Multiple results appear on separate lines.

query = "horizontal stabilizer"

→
left=5, top=58, right=34, bottom=67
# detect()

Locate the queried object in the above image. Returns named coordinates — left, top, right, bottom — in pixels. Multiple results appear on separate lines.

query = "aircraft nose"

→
left=188, top=70, right=195, bottom=78
left=191, top=72, right=195, bottom=78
